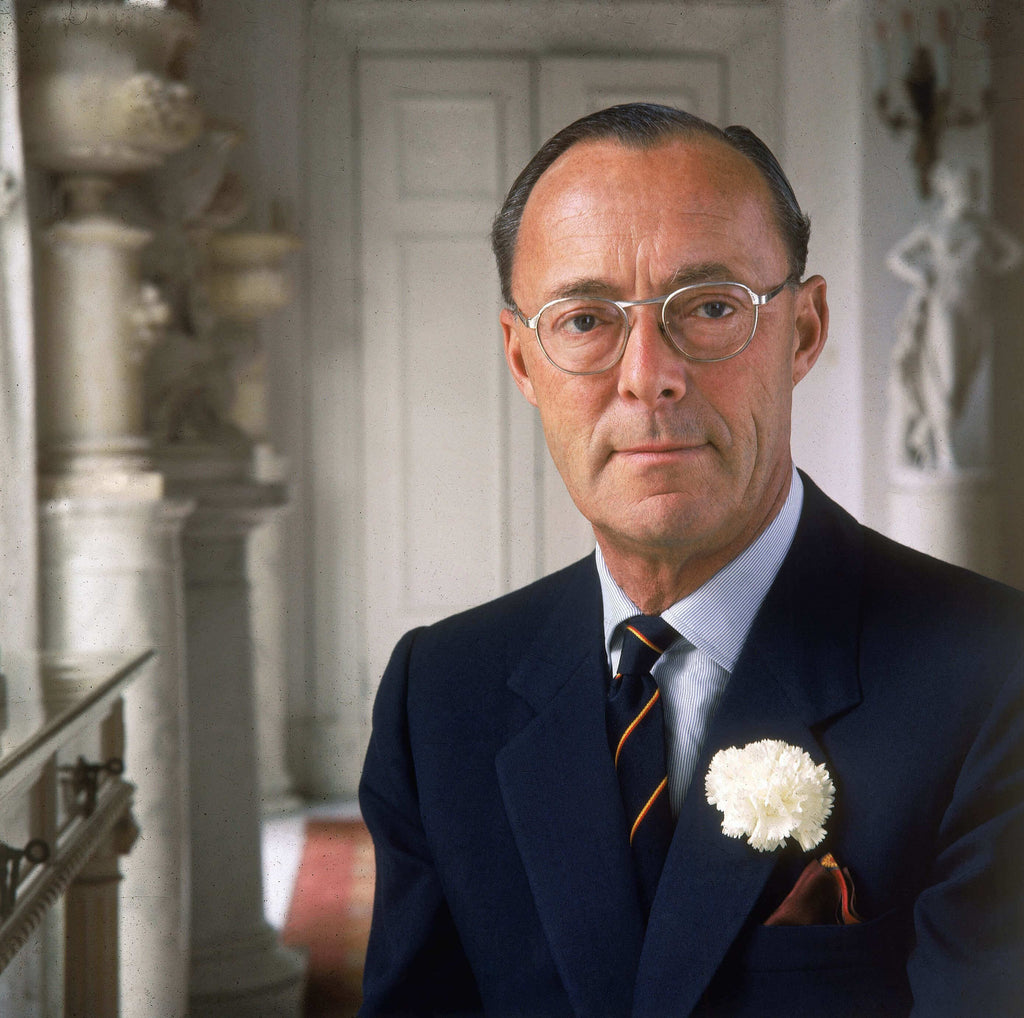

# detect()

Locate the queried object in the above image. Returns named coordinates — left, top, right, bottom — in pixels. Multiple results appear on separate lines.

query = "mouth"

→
left=618, top=441, right=703, bottom=453
left=613, top=441, right=709, bottom=463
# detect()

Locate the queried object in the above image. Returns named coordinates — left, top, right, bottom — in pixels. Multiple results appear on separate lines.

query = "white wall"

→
left=783, top=0, right=867, bottom=520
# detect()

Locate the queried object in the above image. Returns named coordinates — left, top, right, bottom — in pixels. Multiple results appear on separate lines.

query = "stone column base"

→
left=188, top=924, right=306, bottom=1018
left=297, top=715, right=366, bottom=802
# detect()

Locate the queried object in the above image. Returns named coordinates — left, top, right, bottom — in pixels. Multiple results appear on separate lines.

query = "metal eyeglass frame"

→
left=510, top=277, right=797, bottom=375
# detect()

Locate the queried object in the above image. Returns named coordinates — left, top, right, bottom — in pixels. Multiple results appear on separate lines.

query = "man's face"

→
left=502, top=136, right=828, bottom=575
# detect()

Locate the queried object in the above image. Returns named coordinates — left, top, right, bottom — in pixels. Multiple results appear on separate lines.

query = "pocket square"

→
left=764, top=852, right=861, bottom=927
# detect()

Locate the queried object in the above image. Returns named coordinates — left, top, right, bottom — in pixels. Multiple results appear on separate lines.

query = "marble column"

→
left=38, top=493, right=193, bottom=1017
left=175, top=479, right=304, bottom=1018
left=250, top=480, right=302, bottom=816
left=138, top=118, right=304, bottom=1011
left=19, top=4, right=202, bottom=1017
left=207, top=231, right=302, bottom=815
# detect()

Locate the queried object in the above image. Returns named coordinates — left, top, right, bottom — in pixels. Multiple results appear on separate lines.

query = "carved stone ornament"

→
left=206, top=230, right=301, bottom=322
left=887, top=164, right=1022, bottom=472
left=17, top=2, right=201, bottom=175
left=135, top=128, right=299, bottom=455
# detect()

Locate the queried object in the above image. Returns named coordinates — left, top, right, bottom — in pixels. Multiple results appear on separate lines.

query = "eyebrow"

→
left=665, top=262, right=736, bottom=289
left=544, top=262, right=739, bottom=302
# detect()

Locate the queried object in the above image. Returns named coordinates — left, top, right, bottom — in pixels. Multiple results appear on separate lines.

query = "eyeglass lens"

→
left=537, top=283, right=757, bottom=373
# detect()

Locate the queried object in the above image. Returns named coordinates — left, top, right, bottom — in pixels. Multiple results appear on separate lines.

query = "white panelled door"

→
left=359, top=54, right=724, bottom=685
left=360, top=57, right=536, bottom=684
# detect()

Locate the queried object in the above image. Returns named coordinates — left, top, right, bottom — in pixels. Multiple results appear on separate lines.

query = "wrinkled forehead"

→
left=513, top=136, right=785, bottom=290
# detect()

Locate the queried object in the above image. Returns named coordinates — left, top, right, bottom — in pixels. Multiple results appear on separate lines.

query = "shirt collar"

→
left=596, top=469, right=804, bottom=672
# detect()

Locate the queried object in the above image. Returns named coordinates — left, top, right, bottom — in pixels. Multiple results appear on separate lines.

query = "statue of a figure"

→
left=122, top=126, right=256, bottom=449
left=887, top=164, right=1022, bottom=471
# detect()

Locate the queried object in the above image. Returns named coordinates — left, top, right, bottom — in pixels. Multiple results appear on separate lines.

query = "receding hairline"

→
left=491, top=103, right=811, bottom=306
left=526, top=130, right=773, bottom=201
left=510, top=133, right=785, bottom=296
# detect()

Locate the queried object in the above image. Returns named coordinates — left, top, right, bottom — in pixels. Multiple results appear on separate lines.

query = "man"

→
left=358, top=104, right=1024, bottom=1017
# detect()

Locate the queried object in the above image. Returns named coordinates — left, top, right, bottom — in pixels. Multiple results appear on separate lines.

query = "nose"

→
left=615, top=305, right=689, bottom=407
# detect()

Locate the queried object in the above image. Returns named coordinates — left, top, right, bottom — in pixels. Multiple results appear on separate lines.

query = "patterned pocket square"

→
left=764, top=852, right=861, bottom=926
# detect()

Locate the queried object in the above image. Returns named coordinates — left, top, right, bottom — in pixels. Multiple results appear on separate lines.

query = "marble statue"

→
left=127, top=126, right=255, bottom=448
left=887, top=164, right=1022, bottom=471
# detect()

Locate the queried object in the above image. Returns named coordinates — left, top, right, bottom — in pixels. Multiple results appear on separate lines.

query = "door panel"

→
left=359, top=57, right=535, bottom=682
left=538, top=55, right=724, bottom=138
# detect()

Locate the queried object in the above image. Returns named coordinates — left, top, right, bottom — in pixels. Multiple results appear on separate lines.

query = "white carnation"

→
left=704, top=739, right=835, bottom=853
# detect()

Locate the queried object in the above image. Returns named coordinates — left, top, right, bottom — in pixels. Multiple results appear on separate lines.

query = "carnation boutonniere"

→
left=704, top=739, right=835, bottom=853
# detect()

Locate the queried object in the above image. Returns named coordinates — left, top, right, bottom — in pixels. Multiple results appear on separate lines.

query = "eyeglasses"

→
left=511, top=278, right=795, bottom=375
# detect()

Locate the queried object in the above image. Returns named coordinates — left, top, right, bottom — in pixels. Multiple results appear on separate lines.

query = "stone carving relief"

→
left=126, top=127, right=298, bottom=459
left=132, top=125, right=250, bottom=449
left=887, top=163, right=1022, bottom=472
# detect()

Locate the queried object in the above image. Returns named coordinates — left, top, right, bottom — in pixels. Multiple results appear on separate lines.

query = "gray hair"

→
left=490, top=103, right=811, bottom=306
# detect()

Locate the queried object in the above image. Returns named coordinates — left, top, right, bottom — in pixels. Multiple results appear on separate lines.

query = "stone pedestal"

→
left=176, top=476, right=304, bottom=1018
left=887, top=468, right=998, bottom=577
left=39, top=486, right=194, bottom=1018
left=35, top=188, right=157, bottom=476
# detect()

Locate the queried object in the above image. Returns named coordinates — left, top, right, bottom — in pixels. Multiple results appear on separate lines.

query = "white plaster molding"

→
left=314, top=0, right=777, bottom=53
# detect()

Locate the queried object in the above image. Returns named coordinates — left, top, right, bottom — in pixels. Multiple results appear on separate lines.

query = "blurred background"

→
left=1, top=1, right=1022, bottom=1015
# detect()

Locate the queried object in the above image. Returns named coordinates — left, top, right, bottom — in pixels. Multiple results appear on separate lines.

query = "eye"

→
left=545, top=301, right=621, bottom=339
left=665, top=285, right=749, bottom=329
left=694, top=299, right=735, bottom=320
left=566, top=312, right=600, bottom=334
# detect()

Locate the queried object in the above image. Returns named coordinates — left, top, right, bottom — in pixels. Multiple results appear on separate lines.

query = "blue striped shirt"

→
left=597, top=470, right=804, bottom=815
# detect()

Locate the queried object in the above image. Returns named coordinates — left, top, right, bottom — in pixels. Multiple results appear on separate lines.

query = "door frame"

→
left=302, top=0, right=783, bottom=795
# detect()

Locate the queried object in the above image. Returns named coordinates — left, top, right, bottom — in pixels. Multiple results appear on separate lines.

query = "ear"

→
left=502, top=307, right=539, bottom=406
left=790, top=275, right=829, bottom=386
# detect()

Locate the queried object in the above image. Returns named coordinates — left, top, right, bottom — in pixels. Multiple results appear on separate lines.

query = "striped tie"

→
left=607, top=614, right=679, bottom=915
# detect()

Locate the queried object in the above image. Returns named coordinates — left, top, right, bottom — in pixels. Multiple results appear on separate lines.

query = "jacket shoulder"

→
left=858, top=520, right=1024, bottom=646
left=411, top=553, right=599, bottom=657
left=800, top=472, right=1024, bottom=639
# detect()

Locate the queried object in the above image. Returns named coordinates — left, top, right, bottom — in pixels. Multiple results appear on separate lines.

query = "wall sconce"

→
left=873, top=7, right=991, bottom=198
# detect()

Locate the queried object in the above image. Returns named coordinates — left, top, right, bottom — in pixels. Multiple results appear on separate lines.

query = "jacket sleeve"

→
left=358, top=628, right=483, bottom=1017
left=907, top=660, right=1024, bottom=1016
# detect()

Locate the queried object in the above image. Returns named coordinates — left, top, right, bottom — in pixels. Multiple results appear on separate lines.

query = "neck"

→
left=596, top=468, right=793, bottom=615
left=595, top=546, right=725, bottom=615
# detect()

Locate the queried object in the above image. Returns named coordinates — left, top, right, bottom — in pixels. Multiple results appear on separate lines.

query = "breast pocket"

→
left=740, top=907, right=913, bottom=972
left=706, top=910, right=916, bottom=1017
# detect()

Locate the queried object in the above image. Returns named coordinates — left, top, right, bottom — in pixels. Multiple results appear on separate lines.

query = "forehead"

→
left=514, top=136, right=785, bottom=295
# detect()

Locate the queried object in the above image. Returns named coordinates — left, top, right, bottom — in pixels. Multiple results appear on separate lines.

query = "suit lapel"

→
left=634, top=478, right=867, bottom=1016
left=496, top=558, right=645, bottom=1018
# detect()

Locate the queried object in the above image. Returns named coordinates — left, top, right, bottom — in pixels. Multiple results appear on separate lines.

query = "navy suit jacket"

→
left=358, top=476, right=1024, bottom=1016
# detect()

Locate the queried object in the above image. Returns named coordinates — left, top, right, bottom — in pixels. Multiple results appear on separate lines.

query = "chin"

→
left=602, top=500, right=726, bottom=553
